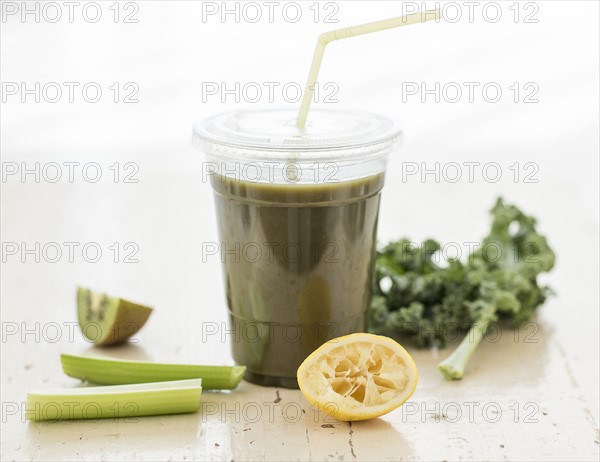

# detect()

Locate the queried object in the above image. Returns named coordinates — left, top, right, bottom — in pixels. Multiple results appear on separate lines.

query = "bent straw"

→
left=296, top=9, right=442, bottom=129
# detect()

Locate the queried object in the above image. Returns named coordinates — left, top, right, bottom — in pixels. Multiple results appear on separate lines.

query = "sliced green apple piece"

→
left=77, top=287, right=153, bottom=346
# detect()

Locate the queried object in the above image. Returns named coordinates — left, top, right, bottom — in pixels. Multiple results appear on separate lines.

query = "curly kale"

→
left=370, top=198, right=556, bottom=380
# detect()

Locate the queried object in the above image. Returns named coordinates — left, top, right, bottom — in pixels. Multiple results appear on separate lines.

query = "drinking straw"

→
left=296, top=9, right=442, bottom=129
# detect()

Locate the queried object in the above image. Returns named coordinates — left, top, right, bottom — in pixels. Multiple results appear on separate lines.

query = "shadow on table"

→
left=346, top=418, right=415, bottom=460
left=410, top=312, right=554, bottom=388
left=198, top=384, right=415, bottom=460
left=80, top=342, right=154, bottom=361
left=24, top=412, right=203, bottom=460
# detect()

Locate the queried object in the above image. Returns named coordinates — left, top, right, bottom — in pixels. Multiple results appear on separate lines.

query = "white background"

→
left=1, top=1, right=599, bottom=461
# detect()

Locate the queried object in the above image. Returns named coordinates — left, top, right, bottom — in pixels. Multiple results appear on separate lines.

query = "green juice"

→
left=211, top=173, right=385, bottom=388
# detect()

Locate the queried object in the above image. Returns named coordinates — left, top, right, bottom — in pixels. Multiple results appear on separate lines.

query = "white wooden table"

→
left=1, top=174, right=598, bottom=461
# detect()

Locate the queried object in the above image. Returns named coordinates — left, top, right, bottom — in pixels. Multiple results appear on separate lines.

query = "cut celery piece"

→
left=61, top=353, right=245, bottom=390
left=26, top=379, right=202, bottom=422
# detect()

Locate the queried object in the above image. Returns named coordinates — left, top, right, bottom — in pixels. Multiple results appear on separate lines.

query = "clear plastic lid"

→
left=192, top=108, right=402, bottom=184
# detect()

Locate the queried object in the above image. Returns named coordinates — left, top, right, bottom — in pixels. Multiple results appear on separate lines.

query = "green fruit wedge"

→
left=77, top=287, right=153, bottom=346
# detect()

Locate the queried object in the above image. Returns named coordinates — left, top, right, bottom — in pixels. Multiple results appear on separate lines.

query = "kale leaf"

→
left=370, top=198, right=556, bottom=379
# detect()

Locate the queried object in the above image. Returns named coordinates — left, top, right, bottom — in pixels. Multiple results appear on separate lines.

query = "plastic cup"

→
left=193, top=108, right=402, bottom=388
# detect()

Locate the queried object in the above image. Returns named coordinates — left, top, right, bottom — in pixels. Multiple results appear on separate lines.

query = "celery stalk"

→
left=437, top=311, right=495, bottom=380
left=26, top=379, right=202, bottom=422
left=61, top=354, right=245, bottom=389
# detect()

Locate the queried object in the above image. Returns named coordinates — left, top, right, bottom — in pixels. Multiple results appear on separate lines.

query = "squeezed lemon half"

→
left=297, top=333, right=418, bottom=421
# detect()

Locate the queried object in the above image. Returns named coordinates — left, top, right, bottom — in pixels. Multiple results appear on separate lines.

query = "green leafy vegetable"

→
left=370, top=198, right=555, bottom=380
